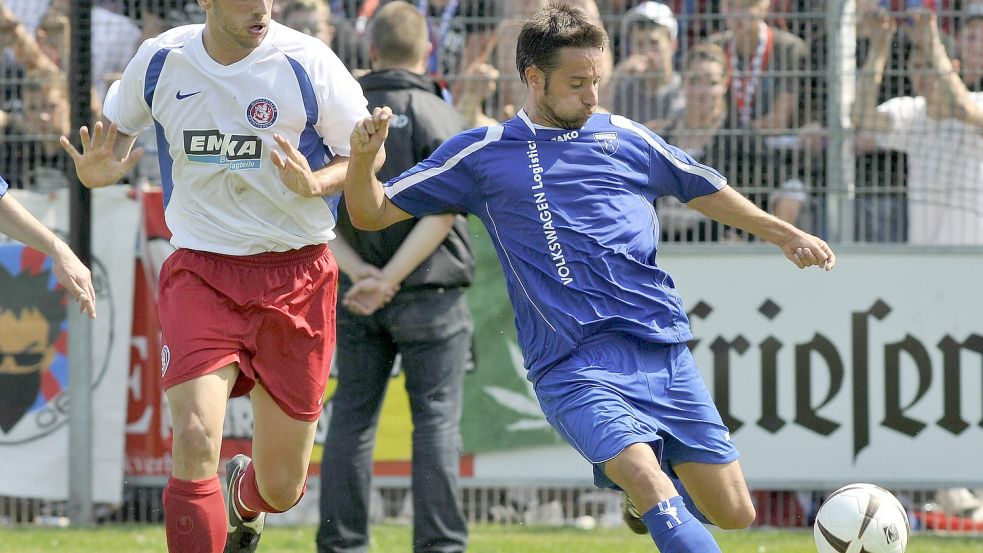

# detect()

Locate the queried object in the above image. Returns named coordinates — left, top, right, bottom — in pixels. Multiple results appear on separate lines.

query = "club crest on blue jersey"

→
left=593, top=132, right=619, bottom=156
left=246, top=98, right=278, bottom=129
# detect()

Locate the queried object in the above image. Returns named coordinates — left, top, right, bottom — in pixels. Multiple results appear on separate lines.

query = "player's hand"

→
left=271, top=133, right=321, bottom=197
left=51, top=243, right=97, bottom=319
left=779, top=232, right=836, bottom=271
left=60, top=121, right=144, bottom=189
left=350, top=106, right=391, bottom=159
left=342, top=275, right=398, bottom=316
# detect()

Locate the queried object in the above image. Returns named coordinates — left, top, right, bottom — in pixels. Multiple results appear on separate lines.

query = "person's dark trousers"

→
left=317, top=287, right=472, bottom=553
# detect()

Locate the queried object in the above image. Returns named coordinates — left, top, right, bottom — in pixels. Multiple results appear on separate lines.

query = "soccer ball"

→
left=814, top=483, right=910, bottom=553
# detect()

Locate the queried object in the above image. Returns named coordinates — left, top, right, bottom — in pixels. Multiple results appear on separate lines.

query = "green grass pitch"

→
left=2, top=524, right=982, bottom=552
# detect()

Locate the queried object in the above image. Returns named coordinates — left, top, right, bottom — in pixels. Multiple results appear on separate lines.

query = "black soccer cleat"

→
left=225, top=454, right=266, bottom=553
left=622, top=493, right=649, bottom=535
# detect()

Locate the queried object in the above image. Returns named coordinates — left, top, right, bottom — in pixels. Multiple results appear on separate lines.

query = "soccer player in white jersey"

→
left=58, top=1, right=373, bottom=551
left=346, top=4, right=835, bottom=553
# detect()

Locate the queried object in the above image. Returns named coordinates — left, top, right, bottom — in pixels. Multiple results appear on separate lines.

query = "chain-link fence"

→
left=3, top=1, right=981, bottom=243
left=5, top=484, right=983, bottom=534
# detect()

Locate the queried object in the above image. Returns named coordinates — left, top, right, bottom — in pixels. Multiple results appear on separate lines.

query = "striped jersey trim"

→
left=385, top=125, right=504, bottom=197
left=610, top=114, right=727, bottom=189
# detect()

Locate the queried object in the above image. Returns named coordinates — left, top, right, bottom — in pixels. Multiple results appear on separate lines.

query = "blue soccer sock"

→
left=670, top=475, right=711, bottom=525
left=641, top=495, right=721, bottom=553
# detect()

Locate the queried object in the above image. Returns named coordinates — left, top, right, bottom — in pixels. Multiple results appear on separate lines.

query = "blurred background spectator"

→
left=708, top=0, right=807, bottom=130
left=958, top=2, right=983, bottom=91
left=852, top=8, right=983, bottom=245
left=602, top=1, right=684, bottom=129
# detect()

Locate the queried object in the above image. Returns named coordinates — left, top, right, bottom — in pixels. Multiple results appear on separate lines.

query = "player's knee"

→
left=171, top=418, right=222, bottom=464
left=257, top=473, right=306, bottom=512
left=614, top=465, right=674, bottom=503
left=714, top=501, right=756, bottom=530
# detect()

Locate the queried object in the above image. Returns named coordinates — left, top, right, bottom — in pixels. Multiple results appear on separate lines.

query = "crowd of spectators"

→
left=2, top=0, right=982, bottom=244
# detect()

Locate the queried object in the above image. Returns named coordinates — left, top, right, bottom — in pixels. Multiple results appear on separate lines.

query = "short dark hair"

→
left=515, top=3, right=609, bottom=84
left=369, top=1, right=430, bottom=67
left=0, top=264, right=66, bottom=345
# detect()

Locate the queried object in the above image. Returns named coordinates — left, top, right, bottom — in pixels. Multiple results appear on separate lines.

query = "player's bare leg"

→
left=248, top=382, right=319, bottom=511
left=604, top=443, right=723, bottom=552
left=604, top=443, right=679, bottom=512
left=224, top=382, right=319, bottom=552
left=673, top=460, right=756, bottom=530
left=164, top=364, right=239, bottom=553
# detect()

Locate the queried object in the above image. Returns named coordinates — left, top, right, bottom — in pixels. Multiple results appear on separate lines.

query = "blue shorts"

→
left=534, top=333, right=739, bottom=489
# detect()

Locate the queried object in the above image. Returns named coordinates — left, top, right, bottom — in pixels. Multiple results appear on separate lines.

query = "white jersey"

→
left=875, top=93, right=983, bottom=245
left=104, top=21, right=369, bottom=255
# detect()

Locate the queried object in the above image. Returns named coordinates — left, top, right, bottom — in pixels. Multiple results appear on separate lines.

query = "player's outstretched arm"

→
left=59, top=121, right=143, bottom=189
left=345, top=106, right=413, bottom=231
left=687, top=186, right=836, bottom=271
left=271, top=134, right=354, bottom=197
left=0, top=193, right=97, bottom=318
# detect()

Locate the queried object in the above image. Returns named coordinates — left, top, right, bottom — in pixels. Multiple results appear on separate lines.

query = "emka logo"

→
left=183, top=130, right=262, bottom=171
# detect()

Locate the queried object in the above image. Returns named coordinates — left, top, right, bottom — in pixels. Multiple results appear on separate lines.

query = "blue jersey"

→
left=0, top=176, right=7, bottom=198
left=384, top=111, right=726, bottom=382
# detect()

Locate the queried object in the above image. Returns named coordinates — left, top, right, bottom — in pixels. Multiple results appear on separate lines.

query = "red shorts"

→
left=158, top=244, right=336, bottom=421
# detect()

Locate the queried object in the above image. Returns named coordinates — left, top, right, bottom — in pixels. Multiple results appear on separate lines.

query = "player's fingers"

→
left=811, top=242, right=830, bottom=266
left=284, top=157, right=307, bottom=178
left=85, top=279, right=97, bottom=318
left=273, top=134, right=304, bottom=163
left=105, top=122, right=119, bottom=149
left=59, top=136, right=83, bottom=163
left=79, top=291, right=96, bottom=319
left=788, top=250, right=805, bottom=269
left=90, top=121, right=104, bottom=149
left=65, top=277, right=94, bottom=318
left=821, top=242, right=837, bottom=271
left=798, top=247, right=819, bottom=267
left=353, top=120, right=370, bottom=142
left=79, top=126, right=91, bottom=152
left=122, top=147, right=145, bottom=172
left=270, top=150, right=287, bottom=171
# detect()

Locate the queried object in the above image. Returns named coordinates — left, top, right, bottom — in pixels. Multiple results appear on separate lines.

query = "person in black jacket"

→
left=316, top=2, right=474, bottom=552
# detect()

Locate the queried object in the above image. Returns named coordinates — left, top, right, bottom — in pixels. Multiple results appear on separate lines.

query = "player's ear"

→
left=525, top=66, right=546, bottom=93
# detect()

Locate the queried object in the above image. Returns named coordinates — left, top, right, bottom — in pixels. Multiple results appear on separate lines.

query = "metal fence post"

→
left=826, top=0, right=857, bottom=243
left=68, top=0, right=94, bottom=528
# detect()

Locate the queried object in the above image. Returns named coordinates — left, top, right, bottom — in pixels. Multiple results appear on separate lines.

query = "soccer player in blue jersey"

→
left=345, top=4, right=835, bottom=552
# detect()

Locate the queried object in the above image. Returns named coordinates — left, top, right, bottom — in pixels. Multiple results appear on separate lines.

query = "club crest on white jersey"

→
left=246, top=98, right=278, bottom=129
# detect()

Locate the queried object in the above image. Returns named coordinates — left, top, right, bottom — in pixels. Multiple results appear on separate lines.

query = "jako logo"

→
left=550, top=130, right=579, bottom=142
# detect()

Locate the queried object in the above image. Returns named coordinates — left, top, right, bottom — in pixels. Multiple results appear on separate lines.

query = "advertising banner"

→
left=0, top=187, right=139, bottom=502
